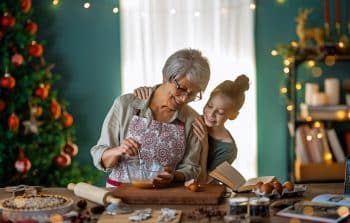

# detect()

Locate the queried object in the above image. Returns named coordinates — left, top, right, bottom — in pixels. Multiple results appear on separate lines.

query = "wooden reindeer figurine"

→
left=296, top=8, right=324, bottom=48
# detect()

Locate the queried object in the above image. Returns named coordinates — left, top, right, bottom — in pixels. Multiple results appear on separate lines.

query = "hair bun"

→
left=233, top=74, right=250, bottom=92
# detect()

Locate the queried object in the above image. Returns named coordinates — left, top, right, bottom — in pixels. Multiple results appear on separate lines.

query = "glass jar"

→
left=249, top=197, right=270, bottom=221
left=225, top=197, right=249, bottom=222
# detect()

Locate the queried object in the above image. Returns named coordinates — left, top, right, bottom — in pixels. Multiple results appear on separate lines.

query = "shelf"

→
left=296, top=117, right=350, bottom=123
left=294, top=161, right=345, bottom=182
left=276, top=45, right=350, bottom=64
left=278, top=43, right=350, bottom=183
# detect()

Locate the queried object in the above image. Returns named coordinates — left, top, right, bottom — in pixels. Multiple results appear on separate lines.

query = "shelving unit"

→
left=278, top=44, right=350, bottom=183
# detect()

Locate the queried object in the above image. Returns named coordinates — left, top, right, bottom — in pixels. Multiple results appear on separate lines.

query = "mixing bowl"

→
left=126, top=159, right=162, bottom=189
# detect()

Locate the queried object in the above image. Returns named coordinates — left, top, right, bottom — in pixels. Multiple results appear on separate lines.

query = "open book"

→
left=277, top=200, right=350, bottom=223
left=208, top=161, right=275, bottom=192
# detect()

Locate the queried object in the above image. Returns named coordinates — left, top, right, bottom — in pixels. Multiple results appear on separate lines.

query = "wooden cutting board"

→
left=98, top=210, right=182, bottom=223
left=112, top=183, right=225, bottom=205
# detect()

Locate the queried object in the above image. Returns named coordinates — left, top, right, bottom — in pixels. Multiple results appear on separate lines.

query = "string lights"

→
left=50, top=1, right=120, bottom=14
left=48, top=1, right=258, bottom=16
left=52, top=0, right=59, bottom=6
left=83, top=2, right=91, bottom=9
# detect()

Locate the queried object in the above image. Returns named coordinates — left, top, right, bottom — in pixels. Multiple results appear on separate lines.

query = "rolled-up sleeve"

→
left=90, top=99, right=121, bottom=171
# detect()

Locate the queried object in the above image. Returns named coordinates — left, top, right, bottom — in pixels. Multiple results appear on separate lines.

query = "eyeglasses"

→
left=173, top=79, right=202, bottom=102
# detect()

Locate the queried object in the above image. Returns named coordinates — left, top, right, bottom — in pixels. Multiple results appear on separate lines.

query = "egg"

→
left=254, top=181, right=264, bottom=191
left=188, top=183, right=200, bottom=192
left=260, top=183, right=273, bottom=193
left=272, top=181, right=283, bottom=194
left=283, top=181, right=294, bottom=192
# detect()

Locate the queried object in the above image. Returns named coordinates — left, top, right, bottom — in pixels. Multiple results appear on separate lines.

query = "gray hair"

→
left=162, top=48, right=210, bottom=91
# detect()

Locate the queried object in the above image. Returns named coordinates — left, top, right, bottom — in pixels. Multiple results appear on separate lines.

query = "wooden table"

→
left=0, top=183, right=348, bottom=222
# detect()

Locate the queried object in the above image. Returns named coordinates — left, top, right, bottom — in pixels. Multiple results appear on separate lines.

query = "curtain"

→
left=120, top=0, right=257, bottom=179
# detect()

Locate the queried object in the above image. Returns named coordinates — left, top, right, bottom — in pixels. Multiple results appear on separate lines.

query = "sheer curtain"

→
left=120, top=0, right=257, bottom=179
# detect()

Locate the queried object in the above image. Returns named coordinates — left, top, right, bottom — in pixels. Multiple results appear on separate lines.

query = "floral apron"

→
left=106, top=114, right=186, bottom=187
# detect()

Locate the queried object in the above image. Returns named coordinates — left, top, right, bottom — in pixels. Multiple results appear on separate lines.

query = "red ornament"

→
left=0, top=99, right=5, bottom=112
left=1, top=15, right=16, bottom=28
left=8, top=113, right=19, bottom=131
left=35, top=84, right=49, bottom=99
left=28, top=43, right=43, bottom=57
left=51, top=99, right=61, bottom=119
left=15, top=149, right=31, bottom=174
left=63, top=143, right=78, bottom=157
left=21, top=0, right=32, bottom=13
left=0, top=75, right=16, bottom=89
left=11, top=53, right=24, bottom=66
left=25, top=21, right=38, bottom=34
left=63, top=112, right=74, bottom=128
left=55, top=152, right=71, bottom=168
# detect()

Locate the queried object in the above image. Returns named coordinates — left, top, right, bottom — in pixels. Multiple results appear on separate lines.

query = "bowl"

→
left=126, top=159, right=163, bottom=189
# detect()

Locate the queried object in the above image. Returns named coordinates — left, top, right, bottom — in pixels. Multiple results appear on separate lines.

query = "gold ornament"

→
left=295, top=8, right=324, bottom=48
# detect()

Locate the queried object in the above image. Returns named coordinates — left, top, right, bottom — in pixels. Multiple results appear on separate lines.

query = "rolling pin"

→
left=67, top=182, right=121, bottom=205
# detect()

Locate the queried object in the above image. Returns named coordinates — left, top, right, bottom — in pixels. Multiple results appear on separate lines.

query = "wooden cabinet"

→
left=278, top=45, right=350, bottom=182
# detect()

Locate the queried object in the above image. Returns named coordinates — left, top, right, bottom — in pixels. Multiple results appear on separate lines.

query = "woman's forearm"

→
left=101, top=147, right=121, bottom=168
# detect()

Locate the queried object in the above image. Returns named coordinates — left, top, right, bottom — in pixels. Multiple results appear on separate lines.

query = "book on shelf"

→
left=319, top=125, right=334, bottom=164
left=295, top=125, right=327, bottom=164
left=327, top=129, right=346, bottom=163
left=208, top=161, right=275, bottom=192
left=276, top=200, right=350, bottom=223
left=295, top=125, right=311, bottom=164
left=307, top=127, right=324, bottom=163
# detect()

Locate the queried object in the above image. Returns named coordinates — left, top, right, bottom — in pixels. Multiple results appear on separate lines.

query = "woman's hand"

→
left=116, top=138, right=140, bottom=157
left=192, top=116, right=208, bottom=144
left=134, top=86, right=152, bottom=100
left=101, top=138, right=140, bottom=168
left=152, top=166, right=175, bottom=188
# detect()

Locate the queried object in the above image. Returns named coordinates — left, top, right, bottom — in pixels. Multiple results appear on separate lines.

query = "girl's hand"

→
left=193, top=116, right=209, bottom=184
left=133, top=86, right=152, bottom=100
left=192, top=116, right=208, bottom=143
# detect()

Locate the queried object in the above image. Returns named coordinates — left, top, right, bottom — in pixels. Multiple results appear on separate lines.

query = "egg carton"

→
left=252, top=184, right=307, bottom=199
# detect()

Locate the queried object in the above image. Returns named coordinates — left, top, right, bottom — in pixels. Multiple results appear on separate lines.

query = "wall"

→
left=32, top=0, right=350, bottom=184
left=256, top=0, right=350, bottom=181
left=32, top=0, right=121, bottom=184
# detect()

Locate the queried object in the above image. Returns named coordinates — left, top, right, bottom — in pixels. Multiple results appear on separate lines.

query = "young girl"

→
left=193, top=75, right=249, bottom=183
left=134, top=74, right=249, bottom=183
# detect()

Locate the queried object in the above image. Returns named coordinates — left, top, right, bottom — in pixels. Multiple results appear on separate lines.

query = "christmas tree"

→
left=0, top=0, right=98, bottom=186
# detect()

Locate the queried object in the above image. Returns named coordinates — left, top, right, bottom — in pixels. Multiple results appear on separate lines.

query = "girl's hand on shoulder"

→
left=133, top=86, right=152, bottom=100
left=192, top=116, right=208, bottom=142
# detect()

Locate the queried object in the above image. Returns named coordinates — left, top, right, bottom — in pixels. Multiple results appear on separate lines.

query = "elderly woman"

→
left=90, top=48, right=210, bottom=187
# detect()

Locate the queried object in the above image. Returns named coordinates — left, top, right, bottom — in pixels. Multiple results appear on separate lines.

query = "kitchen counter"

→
left=0, top=183, right=347, bottom=222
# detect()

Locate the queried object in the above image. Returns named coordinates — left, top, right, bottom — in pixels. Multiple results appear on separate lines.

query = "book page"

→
left=208, top=161, right=246, bottom=191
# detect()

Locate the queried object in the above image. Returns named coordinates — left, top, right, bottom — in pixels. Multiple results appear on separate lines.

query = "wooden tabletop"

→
left=0, top=183, right=347, bottom=223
